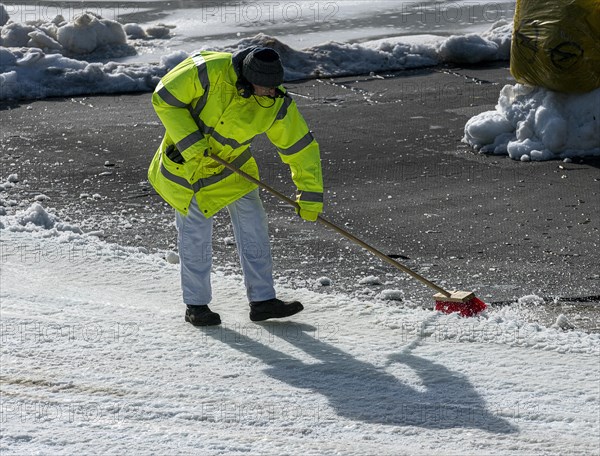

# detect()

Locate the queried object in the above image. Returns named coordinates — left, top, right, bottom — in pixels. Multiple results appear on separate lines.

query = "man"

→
left=148, top=46, right=323, bottom=326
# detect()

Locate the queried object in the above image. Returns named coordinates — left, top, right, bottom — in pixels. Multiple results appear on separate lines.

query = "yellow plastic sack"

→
left=510, top=0, right=600, bottom=92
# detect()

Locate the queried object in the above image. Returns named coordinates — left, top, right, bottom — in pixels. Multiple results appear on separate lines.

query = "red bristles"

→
left=435, top=296, right=487, bottom=317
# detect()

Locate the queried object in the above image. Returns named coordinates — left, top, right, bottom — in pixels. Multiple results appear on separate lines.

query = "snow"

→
left=316, top=276, right=332, bottom=286
left=223, top=236, right=236, bottom=246
left=165, top=250, right=180, bottom=264
left=1, top=212, right=599, bottom=454
left=437, top=20, right=511, bottom=64
left=56, top=12, right=127, bottom=55
left=464, top=84, right=600, bottom=161
left=123, top=23, right=146, bottom=40
left=358, top=275, right=382, bottom=286
left=8, top=6, right=593, bottom=163
left=0, top=6, right=512, bottom=100
left=553, top=314, right=575, bottom=331
left=4, top=202, right=82, bottom=234
left=1, top=1, right=599, bottom=447
left=379, top=289, right=404, bottom=301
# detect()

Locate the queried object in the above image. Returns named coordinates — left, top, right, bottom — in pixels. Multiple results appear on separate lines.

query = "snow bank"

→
left=227, top=22, right=510, bottom=81
left=437, top=20, right=511, bottom=63
left=1, top=18, right=512, bottom=100
left=464, top=84, right=600, bottom=161
left=0, top=10, right=177, bottom=99
left=0, top=46, right=173, bottom=99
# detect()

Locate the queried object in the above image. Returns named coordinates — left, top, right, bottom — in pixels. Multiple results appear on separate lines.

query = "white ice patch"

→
left=464, top=84, right=600, bottom=161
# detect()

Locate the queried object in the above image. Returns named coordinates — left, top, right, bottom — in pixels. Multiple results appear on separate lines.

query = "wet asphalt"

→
left=1, top=62, right=599, bottom=331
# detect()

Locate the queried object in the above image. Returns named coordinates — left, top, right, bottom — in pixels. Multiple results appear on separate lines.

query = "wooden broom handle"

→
left=206, top=151, right=451, bottom=297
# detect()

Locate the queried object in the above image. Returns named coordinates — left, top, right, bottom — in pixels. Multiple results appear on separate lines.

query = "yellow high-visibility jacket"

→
left=148, top=49, right=323, bottom=218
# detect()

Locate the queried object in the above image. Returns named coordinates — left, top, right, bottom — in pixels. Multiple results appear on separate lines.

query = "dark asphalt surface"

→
left=1, top=62, right=599, bottom=331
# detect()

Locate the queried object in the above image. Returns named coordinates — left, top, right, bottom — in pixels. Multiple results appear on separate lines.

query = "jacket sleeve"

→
left=152, top=57, right=209, bottom=162
left=266, top=95, right=324, bottom=213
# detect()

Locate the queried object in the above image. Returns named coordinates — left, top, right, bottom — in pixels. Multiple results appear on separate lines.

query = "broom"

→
left=206, top=152, right=487, bottom=317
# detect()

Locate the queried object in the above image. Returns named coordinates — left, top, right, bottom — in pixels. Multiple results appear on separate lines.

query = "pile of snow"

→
left=0, top=173, right=19, bottom=191
left=437, top=20, right=511, bottom=64
left=0, top=9, right=168, bottom=55
left=1, top=18, right=513, bottom=100
left=56, top=13, right=127, bottom=54
left=359, top=275, right=382, bottom=285
left=0, top=9, right=179, bottom=99
left=379, top=289, right=404, bottom=301
left=316, top=276, right=332, bottom=286
left=464, top=84, right=600, bottom=161
left=3, top=202, right=83, bottom=234
left=0, top=203, right=162, bottom=260
left=165, top=250, right=180, bottom=264
left=0, top=11, right=129, bottom=55
left=228, top=22, right=511, bottom=81
left=553, top=314, right=575, bottom=330
left=0, top=46, right=181, bottom=100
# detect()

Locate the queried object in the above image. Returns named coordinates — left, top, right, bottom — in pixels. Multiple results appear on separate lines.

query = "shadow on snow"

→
left=201, top=320, right=518, bottom=434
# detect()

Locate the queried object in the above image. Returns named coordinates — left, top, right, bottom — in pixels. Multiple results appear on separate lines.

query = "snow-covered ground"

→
left=1, top=204, right=599, bottom=455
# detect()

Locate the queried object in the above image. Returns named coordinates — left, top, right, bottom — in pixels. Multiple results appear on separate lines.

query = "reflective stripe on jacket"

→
left=148, top=50, right=323, bottom=218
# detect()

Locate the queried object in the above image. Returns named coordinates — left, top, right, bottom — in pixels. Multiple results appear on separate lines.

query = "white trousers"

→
left=175, top=189, right=276, bottom=305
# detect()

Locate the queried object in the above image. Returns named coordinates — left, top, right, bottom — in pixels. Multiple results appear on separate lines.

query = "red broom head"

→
left=435, top=296, right=487, bottom=317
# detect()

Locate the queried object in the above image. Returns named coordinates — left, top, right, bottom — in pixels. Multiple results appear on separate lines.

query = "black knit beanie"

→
left=242, top=47, right=284, bottom=88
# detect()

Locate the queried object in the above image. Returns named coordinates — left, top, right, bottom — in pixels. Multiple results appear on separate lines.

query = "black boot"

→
left=249, top=298, right=304, bottom=322
left=185, top=305, right=221, bottom=326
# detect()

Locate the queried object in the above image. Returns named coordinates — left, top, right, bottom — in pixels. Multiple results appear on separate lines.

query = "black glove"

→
left=165, top=144, right=184, bottom=164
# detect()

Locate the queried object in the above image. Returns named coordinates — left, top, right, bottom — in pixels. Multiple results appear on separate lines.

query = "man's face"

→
left=251, top=84, right=277, bottom=98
